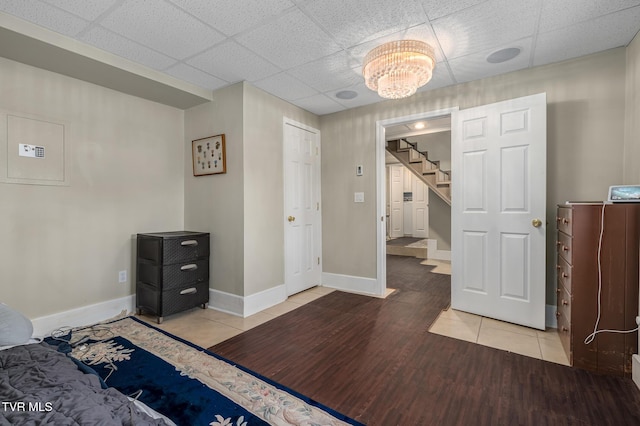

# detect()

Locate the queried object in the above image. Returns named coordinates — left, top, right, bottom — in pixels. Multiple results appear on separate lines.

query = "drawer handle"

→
left=180, top=264, right=198, bottom=271
left=562, top=299, right=569, bottom=306
left=179, top=287, right=197, bottom=295
left=562, top=245, right=569, bottom=251
left=556, top=311, right=561, bottom=317
left=181, top=240, right=198, bottom=246
left=561, top=272, right=568, bottom=278
left=561, top=326, right=569, bottom=332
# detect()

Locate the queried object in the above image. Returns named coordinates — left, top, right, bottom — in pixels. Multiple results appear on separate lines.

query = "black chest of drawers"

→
left=136, top=231, right=210, bottom=323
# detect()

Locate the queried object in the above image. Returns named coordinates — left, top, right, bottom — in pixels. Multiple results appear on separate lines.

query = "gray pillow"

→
left=0, top=303, right=33, bottom=346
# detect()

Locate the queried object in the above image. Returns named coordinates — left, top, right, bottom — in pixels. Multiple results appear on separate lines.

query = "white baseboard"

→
left=208, top=289, right=244, bottom=317
left=244, top=285, right=287, bottom=317
left=322, top=272, right=380, bottom=296
left=633, top=355, right=640, bottom=390
left=31, top=295, right=135, bottom=338
left=546, top=304, right=557, bottom=329
left=208, top=285, right=287, bottom=318
left=426, top=239, right=451, bottom=261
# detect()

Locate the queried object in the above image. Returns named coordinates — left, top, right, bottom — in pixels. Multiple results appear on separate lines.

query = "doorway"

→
left=375, top=108, right=458, bottom=297
left=377, top=94, right=547, bottom=330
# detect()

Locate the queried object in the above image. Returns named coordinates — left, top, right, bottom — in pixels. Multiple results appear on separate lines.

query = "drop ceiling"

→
left=1, top=0, right=639, bottom=115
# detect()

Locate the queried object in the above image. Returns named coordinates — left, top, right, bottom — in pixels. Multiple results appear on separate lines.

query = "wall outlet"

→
left=118, top=270, right=127, bottom=283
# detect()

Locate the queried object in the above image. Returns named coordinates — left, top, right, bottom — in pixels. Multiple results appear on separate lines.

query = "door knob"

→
left=287, top=216, right=296, bottom=222
left=532, top=218, right=542, bottom=228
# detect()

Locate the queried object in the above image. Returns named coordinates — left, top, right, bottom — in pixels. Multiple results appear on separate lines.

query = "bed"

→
left=0, top=308, right=363, bottom=426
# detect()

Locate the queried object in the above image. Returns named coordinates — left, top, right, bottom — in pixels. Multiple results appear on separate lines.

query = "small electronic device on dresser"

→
left=136, top=231, right=210, bottom=324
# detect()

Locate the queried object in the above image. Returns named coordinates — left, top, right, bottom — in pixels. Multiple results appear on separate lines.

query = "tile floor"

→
left=136, top=286, right=335, bottom=348
left=429, top=307, right=570, bottom=366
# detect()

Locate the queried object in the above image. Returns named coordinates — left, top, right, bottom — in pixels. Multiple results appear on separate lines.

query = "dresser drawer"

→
left=138, top=258, right=209, bottom=290
left=557, top=231, right=572, bottom=264
left=557, top=303, right=571, bottom=363
left=161, top=281, right=209, bottom=317
left=162, top=234, right=210, bottom=263
left=138, top=233, right=210, bottom=264
left=557, top=255, right=573, bottom=294
left=557, top=284, right=571, bottom=322
left=556, top=206, right=573, bottom=235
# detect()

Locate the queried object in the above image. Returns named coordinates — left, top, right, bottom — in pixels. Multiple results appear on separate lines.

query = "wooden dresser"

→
left=556, top=203, right=640, bottom=376
left=136, top=231, right=210, bottom=323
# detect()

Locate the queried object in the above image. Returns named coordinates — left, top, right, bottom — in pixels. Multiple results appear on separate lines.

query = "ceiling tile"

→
left=287, top=51, right=362, bottom=92
left=81, top=26, right=177, bottom=70
left=448, top=38, right=532, bottom=83
left=164, top=63, right=227, bottom=91
left=431, top=0, right=539, bottom=60
left=187, top=39, right=281, bottom=83
left=0, top=0, right=88, bottom=36
left=99, top=0, right=225, bottom=60
left=539, top=0, right=640, bottom=32
left=2, top=1, right=640, bottom=115
left=253, top=72, right=318, bottom=101
left=298, top=0, right=428, bottom=48
left=291, top=93, right=347, bottom=116
left=332, top=82, right=387, bottom=109
left=416, top=64, right=456, bottom=90
left=43, top=0, right=118, bottom=21
left=168, top=0, right=295, bottom=36
left=533, top=7, right=640, bottom=67
left=236, top=8, right=342, bottom=69
left=348, top=23, right=444, bottom=63
left=420, top=0, right=488, bottom=20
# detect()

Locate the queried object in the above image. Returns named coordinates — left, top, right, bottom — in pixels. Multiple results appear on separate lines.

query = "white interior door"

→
left=412, top=176, right=429, bottom=238
left=389, top=165, right=404, bottom=238
left=451, top=93, right=547, bottom=330
left=284, top=121, right=321, bottom=296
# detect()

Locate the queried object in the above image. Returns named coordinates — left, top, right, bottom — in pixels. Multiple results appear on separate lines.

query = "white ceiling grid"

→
left=0, top=0, right=639, bottom=115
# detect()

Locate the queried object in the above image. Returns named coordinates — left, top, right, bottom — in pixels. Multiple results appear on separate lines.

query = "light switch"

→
left=354, top=192, right=365, bottom=203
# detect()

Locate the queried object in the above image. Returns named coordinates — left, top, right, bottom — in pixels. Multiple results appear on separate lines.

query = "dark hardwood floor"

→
left=210, top=255, right=640, bottom=425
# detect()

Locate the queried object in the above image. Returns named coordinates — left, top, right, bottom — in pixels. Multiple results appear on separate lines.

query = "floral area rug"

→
left=45, top=316, right=363, bottom=426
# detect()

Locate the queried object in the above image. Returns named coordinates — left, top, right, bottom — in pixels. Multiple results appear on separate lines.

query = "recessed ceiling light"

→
left=336, top=90, right=358, bottom=100
left=414, top=122, right=426, bottom=130
left=486, top=47, right=521, bottom=64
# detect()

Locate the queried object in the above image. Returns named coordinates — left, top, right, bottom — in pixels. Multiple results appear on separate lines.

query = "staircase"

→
left=386, top=139, right=451, bottom=206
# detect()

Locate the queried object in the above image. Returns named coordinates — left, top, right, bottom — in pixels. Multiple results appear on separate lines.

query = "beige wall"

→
left=242, top=83, right=318, bottom=296
left=184, top=82, right=318, bottom=298
left=0, top=57, right=185, bottom=319
left=625, top=33, right=640, bottom=184
left=184, top=83, right=244, bottom=296
left=321, top=48, right=627, bottom=304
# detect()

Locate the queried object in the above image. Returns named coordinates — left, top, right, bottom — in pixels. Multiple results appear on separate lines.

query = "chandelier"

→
left=362, top=40, right=436, bottom=99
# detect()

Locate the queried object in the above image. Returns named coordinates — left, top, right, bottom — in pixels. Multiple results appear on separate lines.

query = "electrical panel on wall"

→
left=0, top=111, right=70, bottom=186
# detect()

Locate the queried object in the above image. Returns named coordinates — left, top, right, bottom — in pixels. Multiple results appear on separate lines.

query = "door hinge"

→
left=316, top=147, right=319, bottom=155
left=317, top=257, right=320, bottom=265
left=317, top=202, right=320, bottom=211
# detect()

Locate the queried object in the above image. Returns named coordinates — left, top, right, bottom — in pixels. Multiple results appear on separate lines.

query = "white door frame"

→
left=283, top=117, right=322, bottom=295
left=375, top=107, right=459, bottom=296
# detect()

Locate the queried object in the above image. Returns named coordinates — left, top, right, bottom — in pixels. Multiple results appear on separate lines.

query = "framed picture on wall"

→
left=192, top=134, right=226, bottom=176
